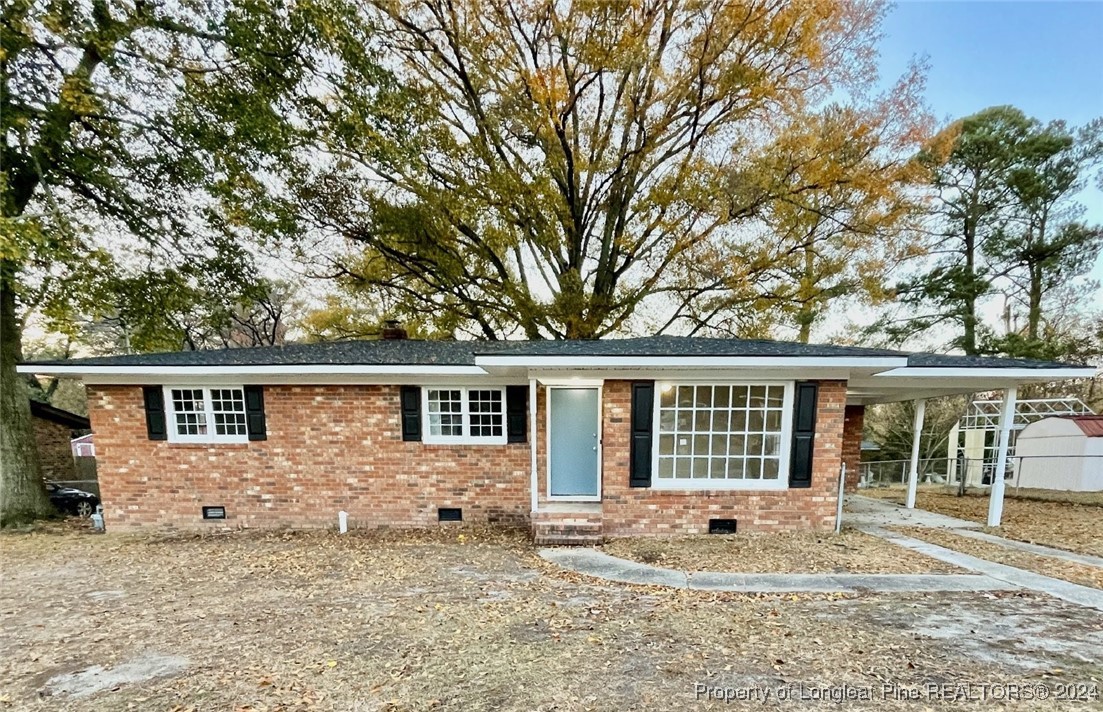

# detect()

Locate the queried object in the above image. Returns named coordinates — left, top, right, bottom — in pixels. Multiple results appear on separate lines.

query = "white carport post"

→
left=987, top=386, right=1017, bottom=527
left=905, top=399, right=926, bottom=509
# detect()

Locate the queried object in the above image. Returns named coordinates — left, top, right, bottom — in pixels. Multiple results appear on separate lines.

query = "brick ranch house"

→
left=20, top=336, right=1094, bottom=541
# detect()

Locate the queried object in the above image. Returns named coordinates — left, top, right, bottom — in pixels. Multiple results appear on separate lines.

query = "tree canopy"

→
left=0, top=0, right=311, bottom=524
left=238, top=0, right=930, bottom=340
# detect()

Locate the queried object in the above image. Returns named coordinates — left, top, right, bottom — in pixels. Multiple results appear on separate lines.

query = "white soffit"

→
left=871, top=367, right=1099, bottom=380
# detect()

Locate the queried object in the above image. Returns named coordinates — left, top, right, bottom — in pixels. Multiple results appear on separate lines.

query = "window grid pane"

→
left=656, top=383, right=786, bottom=483
left=468, top=389, right=504, bottom=438
left=171, top=388, right=207, bottom=436
left=427, top=389, right=464, bottom=437
left=210, top=388, right=247, bottom=436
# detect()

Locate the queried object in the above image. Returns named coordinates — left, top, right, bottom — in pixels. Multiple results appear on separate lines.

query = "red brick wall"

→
left=600, top=380, right=847, bottom=535
left=88, top=385, right=531, bottom=531
left=33, top=417, right=77, bottom=481
left=89, top=379, right=850, bottom=534
left=842, top=404, right=865, bottom=492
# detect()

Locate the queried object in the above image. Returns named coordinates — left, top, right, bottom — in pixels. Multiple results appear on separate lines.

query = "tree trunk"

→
left=0, top=264, right=55, bottom=526
left=1027, top=263, right=1043, bottom=340
left=796, top=244, right=815, bottom=343
left=962, top=214, right=978, bottom=355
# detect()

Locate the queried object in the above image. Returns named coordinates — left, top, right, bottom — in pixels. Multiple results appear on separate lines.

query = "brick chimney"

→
left=381, top=319, right=408, bottom=340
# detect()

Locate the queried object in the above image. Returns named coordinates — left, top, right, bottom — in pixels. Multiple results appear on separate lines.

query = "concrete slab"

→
left=844, top=494, right=981, bottom=529
left=865, top=526, right=1103, bottom=612
left=950, top=528, right=1103, bottom=568
left=539, top=548, right=1015, bottom=594
left=540, top=548, right=688, bottom=588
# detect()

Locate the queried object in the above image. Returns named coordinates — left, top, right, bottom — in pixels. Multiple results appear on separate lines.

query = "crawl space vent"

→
left=202, top=506, right=227, bottom=520
left=708, top=518, right=737, bottom=534
left=438, top=507, right=463, bottom=522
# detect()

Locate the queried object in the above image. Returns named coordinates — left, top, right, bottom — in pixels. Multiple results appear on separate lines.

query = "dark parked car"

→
left=45, top=482, right=99, bottom=518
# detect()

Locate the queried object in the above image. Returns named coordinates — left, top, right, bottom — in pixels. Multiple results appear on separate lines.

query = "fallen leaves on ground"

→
left=1, top=527, right=1100, bottom=711
left=863, top=487, right=1103, bottom=557
left=601, top=530, right=960, bottom=574
left=894, top=527, right=1103, bottom=590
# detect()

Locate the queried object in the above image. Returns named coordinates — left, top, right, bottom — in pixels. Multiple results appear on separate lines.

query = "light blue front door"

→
left=549, top=388, right=600, bottom=497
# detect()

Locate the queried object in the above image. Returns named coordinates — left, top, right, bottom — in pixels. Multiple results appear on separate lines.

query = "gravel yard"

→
left=601, top=530, right=961, bottom=574
left=2, top=525, right=1102, bottom=711
left=862, top=488, right=1103, bottom=557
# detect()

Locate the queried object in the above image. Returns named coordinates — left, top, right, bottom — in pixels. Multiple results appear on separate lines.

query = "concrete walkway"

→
left=539, top=548, right=1016, bottom=593
left=844, top=494, right=980, bottom=529
left=949, top=528, right=1103, bottom=568
left=865, top=527, right=1103, bottom=612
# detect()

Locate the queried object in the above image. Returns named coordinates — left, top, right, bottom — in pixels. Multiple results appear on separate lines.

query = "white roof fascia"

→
left=873, top=367, right=1098, bottom=380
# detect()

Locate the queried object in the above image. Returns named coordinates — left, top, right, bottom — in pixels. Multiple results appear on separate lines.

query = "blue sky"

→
left=877, top=0, right=1103, bottom=290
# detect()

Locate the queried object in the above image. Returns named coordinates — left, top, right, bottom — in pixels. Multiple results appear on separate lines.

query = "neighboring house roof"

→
left=29, top=400, right=91, bottom=430
left=1069, top=415, right=1103, bottom=438
left=19, top=335, right=1087, bottom=369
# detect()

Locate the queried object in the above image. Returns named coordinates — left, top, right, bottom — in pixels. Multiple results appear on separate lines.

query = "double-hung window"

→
left=165, top=386, right=249, bottom=443
left=653, top=383, right=793, bottom=489
left=423, top=387, right=505, bottom=444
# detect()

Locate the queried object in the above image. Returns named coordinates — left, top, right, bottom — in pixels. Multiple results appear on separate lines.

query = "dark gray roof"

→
left=29, top=400, right=91, bottom=429
left=474, top=335, right=905, bottom=359
left=25, top=339, right=524, bottom=367
left=22, top=336, right=1089, bottom=370
left=905, top=352, right=1079, bottom=370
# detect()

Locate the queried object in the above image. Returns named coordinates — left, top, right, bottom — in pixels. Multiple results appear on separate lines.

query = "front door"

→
left=548, top=387, right=600, bottom=498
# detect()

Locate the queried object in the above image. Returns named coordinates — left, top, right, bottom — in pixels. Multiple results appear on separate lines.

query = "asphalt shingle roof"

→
left=22, top=335, right=1091, bottom=370
left=472, top=335, right=906, bottom=359
left=25, top=339, right=518, bottom=367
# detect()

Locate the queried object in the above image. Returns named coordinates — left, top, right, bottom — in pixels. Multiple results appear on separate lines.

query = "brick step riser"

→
left=534, top=536, right=604, bottom=547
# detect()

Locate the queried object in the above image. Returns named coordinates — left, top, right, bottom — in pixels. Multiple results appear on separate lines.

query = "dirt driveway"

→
left=2, top=528, right=1101, bottom=711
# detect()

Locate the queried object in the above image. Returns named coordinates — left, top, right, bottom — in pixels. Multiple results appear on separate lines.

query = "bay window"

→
left=653, top=383, right=793, bottom=489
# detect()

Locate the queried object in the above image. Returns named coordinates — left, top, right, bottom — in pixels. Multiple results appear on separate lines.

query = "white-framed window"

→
left=423, top=387, right=506, bottom=444
left=165, top=386, right=249, bottom=443
left=653, top=382, right=794, bottom=490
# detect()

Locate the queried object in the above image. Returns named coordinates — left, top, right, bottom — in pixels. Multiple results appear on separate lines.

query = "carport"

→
left=845, top=354, right=1098, bottom=526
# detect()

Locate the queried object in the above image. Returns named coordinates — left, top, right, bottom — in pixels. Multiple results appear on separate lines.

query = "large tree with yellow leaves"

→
left=268, top=0, right=930, bottom=339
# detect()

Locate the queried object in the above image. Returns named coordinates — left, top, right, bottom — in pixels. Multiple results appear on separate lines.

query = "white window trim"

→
left=163, top=385, right=250, bottom=444
left=421, top=386, right=508, bottom=445
left=650, top=381, right=794, bottom=491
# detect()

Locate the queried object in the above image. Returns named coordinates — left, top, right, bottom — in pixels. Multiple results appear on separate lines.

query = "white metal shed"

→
left=1014, top=416, right=1103, bottom=492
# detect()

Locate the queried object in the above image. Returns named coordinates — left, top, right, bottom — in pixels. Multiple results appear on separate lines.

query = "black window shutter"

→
left=788, top=381, right=819, bottom=488
left=400, top=385, right=422, bottom=441
left=630, top=381, right=655, bottom=487
left=505, top=385, right=527, bottom=443
left=142, top=386, right=168, bottom=441
left=244, top=385, right=267, bottom=441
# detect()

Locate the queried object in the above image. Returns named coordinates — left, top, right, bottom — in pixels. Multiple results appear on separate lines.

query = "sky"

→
left=877, top=0, right=1103, bottom=290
